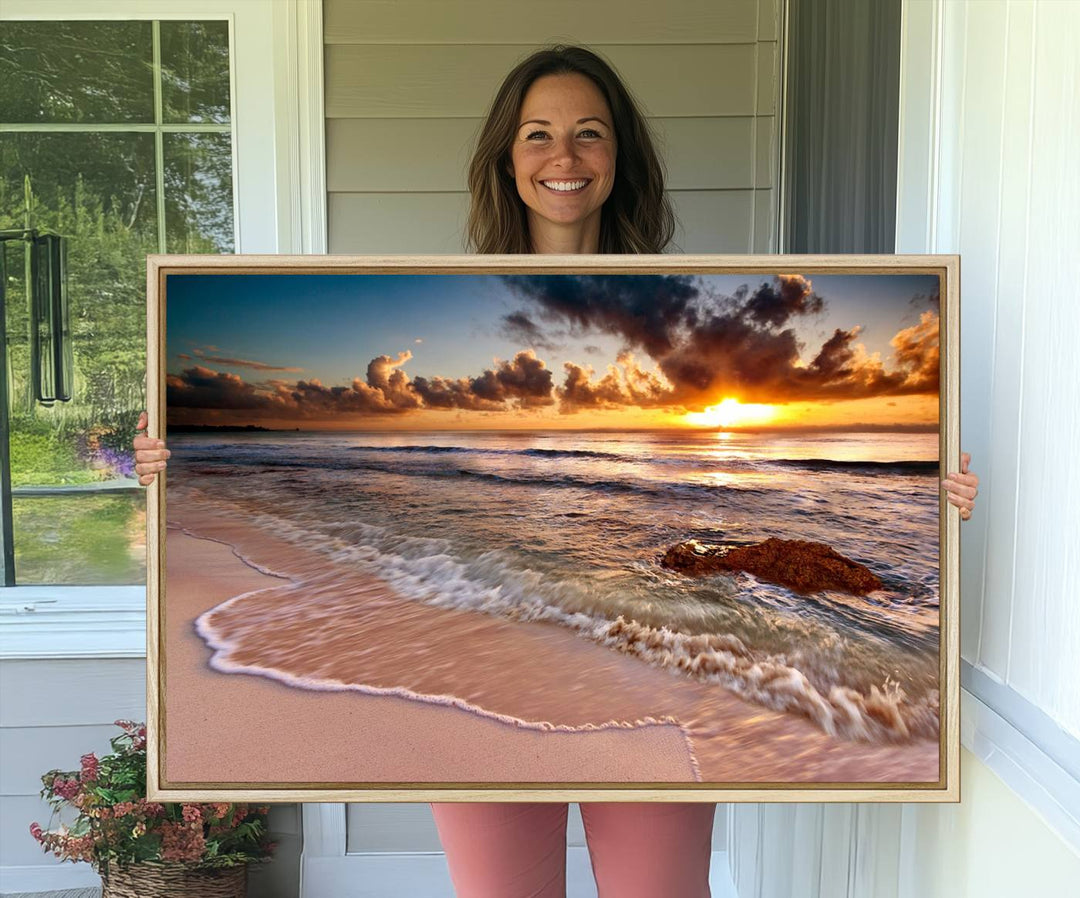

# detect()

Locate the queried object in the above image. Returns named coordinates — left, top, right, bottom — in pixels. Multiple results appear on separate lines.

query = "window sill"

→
left=0, top=585, right=145, bottom=659
left=961, top=663, right=1080, bottom=854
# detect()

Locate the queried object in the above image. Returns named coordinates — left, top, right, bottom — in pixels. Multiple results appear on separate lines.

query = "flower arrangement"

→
left=30, top=720, right=274, bottom=877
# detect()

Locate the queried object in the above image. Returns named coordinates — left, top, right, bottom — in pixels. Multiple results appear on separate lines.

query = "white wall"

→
left=729, top=1, right=1080, bottom=894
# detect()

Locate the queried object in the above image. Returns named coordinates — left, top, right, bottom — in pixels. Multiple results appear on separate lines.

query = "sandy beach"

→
left=163, top=499, right=939, bottom=787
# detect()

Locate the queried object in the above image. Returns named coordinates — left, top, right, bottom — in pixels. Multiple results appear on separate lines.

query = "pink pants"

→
left=430, top=802, right=715, bottom=898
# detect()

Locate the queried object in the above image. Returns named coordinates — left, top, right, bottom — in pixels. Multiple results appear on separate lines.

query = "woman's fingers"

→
left=941, top=475, right=978, bottom=499
left=945, top=489, right=974, bottom=509
left=134, top=448, right=171, bottom=463
left=136, top=410, right=148, bottom=432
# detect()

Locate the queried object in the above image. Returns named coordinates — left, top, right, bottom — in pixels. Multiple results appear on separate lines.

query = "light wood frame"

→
left=146, top=253, right=960, bottom=803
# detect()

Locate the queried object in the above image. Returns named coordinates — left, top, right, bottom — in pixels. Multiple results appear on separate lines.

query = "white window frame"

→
left=0, top=0, right=325, bottom=659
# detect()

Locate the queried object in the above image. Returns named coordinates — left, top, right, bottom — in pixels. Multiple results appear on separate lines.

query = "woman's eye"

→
left=525, top=130, right=550, bottom=140
left=579, top=129, right=602, bottom=138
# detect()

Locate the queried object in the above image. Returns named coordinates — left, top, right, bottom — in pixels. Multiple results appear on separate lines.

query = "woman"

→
left=135, top=45, right=979, bottom=898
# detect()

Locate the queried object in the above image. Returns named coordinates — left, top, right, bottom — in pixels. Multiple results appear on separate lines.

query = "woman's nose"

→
left=549, top=134, right=579, bottom=166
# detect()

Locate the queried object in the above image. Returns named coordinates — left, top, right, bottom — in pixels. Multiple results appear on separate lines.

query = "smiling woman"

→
left=465, top=45, right=674, bottom=255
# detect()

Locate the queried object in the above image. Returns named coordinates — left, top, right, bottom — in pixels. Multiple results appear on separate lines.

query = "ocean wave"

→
left=767, top=458, right=938, bottom=475
left=347, top=444, right=628, bottom=462
left=175, top=440, right=937, bottom=480
left=200, top=502, right=936, bottom=746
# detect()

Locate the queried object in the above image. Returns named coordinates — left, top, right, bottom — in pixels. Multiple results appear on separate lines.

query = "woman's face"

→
left=509, top=73, right=617, bottom=241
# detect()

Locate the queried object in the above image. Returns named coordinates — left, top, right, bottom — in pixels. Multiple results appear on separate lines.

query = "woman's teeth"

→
left=542, top=179, right=589, bottom=192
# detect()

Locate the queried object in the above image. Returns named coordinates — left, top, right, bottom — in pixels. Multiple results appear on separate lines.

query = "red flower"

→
left=181, top=805, right=202, bottom=824
left=29, top=822, right=43, bottom=842
left=136, top=798, right=166, bottom=817
left=160, top=821, right=206, bottom=863
left=79, top=753, right=99, bottom=782
left=52, top=777, right=80, bottom=801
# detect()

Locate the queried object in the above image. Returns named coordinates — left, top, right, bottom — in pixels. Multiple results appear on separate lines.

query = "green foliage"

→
left=13, top=493, right=144, bottom=585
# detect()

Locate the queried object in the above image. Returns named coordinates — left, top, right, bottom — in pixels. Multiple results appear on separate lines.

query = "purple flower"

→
left=96, top=447, right=136, bottom=479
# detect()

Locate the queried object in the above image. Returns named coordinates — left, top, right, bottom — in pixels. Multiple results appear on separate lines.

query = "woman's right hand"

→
left=133, top=411, right=170, bottom=486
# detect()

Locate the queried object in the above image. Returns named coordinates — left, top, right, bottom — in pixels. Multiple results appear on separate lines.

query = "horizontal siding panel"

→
left=655, top=117, right=755, bottom=189
left=324, top=0, right=756, bottom=45
left=670, top=188, right=755, bottom=253
left=328, top=191, right=469, bottom=253
left=345, top=803, right=443, bottom=853
left=325, top=44, right=757, bottom=119
left=325, top=0, right=760, bottom=45
left=326, top=117, right=758, bottom=193
left=327, top=119, right=478, bottom=192
left=0, top=659, right=144, bottom=727
left=1, top=725, right=123, bottom=796
left=328, top=188, right=760, bottom=255
left=2, top=794, right=71, bottom=867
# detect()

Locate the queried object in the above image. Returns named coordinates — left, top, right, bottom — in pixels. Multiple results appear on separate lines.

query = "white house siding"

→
left=324, top=0, right=781, bottom=254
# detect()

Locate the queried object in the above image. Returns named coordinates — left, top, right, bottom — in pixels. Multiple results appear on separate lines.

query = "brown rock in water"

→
left=660, top=537, right=883, bottom=596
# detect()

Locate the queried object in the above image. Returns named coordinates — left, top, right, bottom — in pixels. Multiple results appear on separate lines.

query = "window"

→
left=0, top=18, right=235, bottom=585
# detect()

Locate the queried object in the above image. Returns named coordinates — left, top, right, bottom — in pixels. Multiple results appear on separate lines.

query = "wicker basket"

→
left=100, top=861, right=247, bottom=898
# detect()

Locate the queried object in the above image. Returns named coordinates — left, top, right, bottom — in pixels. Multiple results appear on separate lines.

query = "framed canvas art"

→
left=146, top=254, right=960, bottom=802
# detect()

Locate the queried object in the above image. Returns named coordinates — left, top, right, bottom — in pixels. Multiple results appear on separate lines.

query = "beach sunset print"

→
left=163, top=271, right=942, bottom=787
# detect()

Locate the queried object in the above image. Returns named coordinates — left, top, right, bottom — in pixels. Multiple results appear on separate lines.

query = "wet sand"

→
left=164, top=502, right=939, bottom=786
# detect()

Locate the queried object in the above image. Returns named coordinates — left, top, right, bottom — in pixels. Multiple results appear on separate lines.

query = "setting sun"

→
left=684, top=397, right=777, bottom=429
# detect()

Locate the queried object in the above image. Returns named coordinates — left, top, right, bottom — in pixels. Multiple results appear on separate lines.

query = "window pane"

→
left=164, top=133, right=235, bottom=252
left=160, top=20, right=232, bottom=124
left=0, top=21, right=154, bottom=124
left=1, top=132, right=158, bottom=442
left=13, top=494, right=146, bottom=586
left=2, top=132, right=156, bottom=585
left=0, top=19, right=234, bottom=587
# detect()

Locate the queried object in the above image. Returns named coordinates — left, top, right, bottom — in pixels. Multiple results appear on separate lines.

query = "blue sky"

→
left=164, top=271, right=941, bottom=429
left=166, top=272, right=938, bottom=385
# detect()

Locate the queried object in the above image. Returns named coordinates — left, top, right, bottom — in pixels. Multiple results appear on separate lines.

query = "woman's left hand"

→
left=942, top=451, right=979, bottom=521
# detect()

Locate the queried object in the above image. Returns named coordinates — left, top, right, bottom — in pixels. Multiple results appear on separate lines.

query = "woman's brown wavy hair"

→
left=466, top=45, right=676, bottom=254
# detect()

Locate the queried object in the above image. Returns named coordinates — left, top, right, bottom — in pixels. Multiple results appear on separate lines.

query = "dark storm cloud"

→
left=501, top=274, right=701, bottom=357
left=166, top=365, right=275, bottom=411
left=743, top=274, right=824, bottom=327
left=499, top=273, right=940, bottom=410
